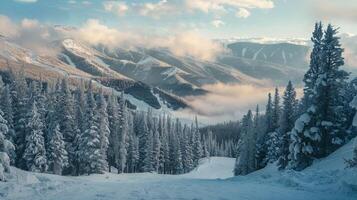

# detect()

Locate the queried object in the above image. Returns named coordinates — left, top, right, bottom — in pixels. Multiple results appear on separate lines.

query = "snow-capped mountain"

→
left=0, top=36, right=188, bottom=111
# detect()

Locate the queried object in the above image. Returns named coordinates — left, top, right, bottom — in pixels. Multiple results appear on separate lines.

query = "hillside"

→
left=1, top=138, right=356, bottom=200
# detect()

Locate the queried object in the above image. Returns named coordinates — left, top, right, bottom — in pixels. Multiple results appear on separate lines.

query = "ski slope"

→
left=0, top=141, right=357, bottom=200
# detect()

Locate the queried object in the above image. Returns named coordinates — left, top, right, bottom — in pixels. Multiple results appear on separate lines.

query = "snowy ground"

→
left=1, top=140, right=357, bottom=200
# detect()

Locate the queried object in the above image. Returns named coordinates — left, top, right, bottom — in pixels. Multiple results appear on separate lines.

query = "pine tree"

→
left=11, top=69, right=29, bottom=169
left=234, top=110, right=254, bottom=175
left=181, top=124, right=193, bottom=172
left=265, top=93, right=274, bottom=133
left=192, top=117, right=202, bottom=166
left=96, top=90, right=110, bottom=172
left=314, top=24, right=349, bottom=156
left=117, top=93, right=128, bottom=173
left=272, top=88, right=281, bottom=131
left=47, top=124, right=68, bottom=175
left=0, top=109, right=13, bottom=181
left=77, top=82, right=106, bottom=174
left=302, top=22, right=324, bottom=110
left=23, top=102, right=47, bottom=172
left=152, top=129, right=161, bottom=172
left=278, top=81, right=298, bottom=169
left=57, top=79, right=76, bottom=173
left=0, top=85, right=16, bottom=164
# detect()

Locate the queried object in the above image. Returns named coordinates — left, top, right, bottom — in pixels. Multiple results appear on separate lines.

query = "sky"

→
left=1, top=0, right=357, bottom=39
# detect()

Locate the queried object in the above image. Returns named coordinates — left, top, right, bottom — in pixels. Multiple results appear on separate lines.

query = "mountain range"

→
left=0, top=34, right=356, bottom=113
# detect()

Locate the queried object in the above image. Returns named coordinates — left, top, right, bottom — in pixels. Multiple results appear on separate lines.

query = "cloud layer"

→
left=0, top=15, right=225, bottom=61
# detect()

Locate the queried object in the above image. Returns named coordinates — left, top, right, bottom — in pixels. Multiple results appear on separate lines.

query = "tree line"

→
left=0, top=69, right=236, bottom=180
left=234, top=23, right=357, bottom=175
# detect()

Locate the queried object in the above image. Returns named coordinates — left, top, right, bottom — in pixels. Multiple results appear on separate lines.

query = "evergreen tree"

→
left=0, top=85, right=16, bottom=164
left=278, top=81, right=298, bottom=169
left=117, top=94, right=128, bottom=173
left=77, top=82, right=106, bottom=174
left=23, top=102, right=47, bottom=172
left=192, top=117, right=202, bottom=166
left=234, top=110, right=254, bottom=175
left=96, top=90, right=110, bottom=172
left=302, top=22, right=324, bottom=110
left=272, top=88, right=281, bottom=130
left=47, top=124, right=68, bottom=175
left=11, top=69, right=29, bottom=169
left=314, top=24, right=349, bottom=156
left=0, top=109, right=13, bottom=181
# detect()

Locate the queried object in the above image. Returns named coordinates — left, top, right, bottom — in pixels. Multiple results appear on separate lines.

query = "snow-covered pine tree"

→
left=96, top=89, right=110, bottom=172
left=77, top=82, right=106, bottom=174
left=0, top=85, right=16, bottom=164
left=0, top=109, right=14, bottom=181
left=266, top=88, right=282, bottom=164
left=107, top=91, right=119, bottom=172
left=302, top=22, right=323, bottom=110
left=127, top=133, right=139, bottom=173
left=272, top=88, right=281, bottom=131
left=192, top=117, right=202, bottom=166
left=346, top=92, right=357, bottom=167
left=11, top=69, right=29, bottom=169
left=234, top=110, right=254, bottom=175
left=117, top=93, right=128, bottom=173
left=181, top=124, right=193, bottom=172
left=288, top=107, right=319, bottom=170
left=47, top=123, right=68, bottom=175
left=152, top=128, right=161, bottom=172
left=314, top=24, right=349, bottom=156
left=278, top=81, right=298, bottom=169
left=172, top=119, right=183, bottom=174
left=57, top=79, right=76, bottom=173
left=23, top=102, right=47, bottom=172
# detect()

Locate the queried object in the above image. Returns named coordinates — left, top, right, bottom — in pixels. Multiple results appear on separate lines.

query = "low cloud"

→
left=0, top=16, right=225, bottom=61
left=179, top=83, right=302, bottom=124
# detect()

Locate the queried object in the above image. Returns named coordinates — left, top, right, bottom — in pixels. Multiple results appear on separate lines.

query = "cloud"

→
left=1, top=15, right=225, bottom=61
left=185, top=0, right=274, bottom=17
left=0, top=15, right=19, bottom=37
left=212, top=19, right=225, bottom=28
left=138, top=0, right=178, bottom=19
left=73, top=19, right=225, bottom=61
left=236, top=8, right=250, bottom=18
left=103, top=1, right=129, bottom=16
left=162, top=31, right=226, bottom=61
left=14, top=0, right=37, bottom=3
left=313, top=0, right=357, bottom=23
left=179, top=83, right=302, bottom=124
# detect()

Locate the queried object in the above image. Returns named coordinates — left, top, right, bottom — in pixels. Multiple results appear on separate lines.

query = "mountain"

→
left=226, top=42, right=310, bottom=68
left=0, top=36, right=188, bottom=111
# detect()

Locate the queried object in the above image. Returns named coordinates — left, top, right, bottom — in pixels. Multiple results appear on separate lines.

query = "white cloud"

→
left=138, top=0, right=178, bottom=19
left=236, top=8, right=251, bottom=18
left=81, top=1, right=91, bottom=5
left=186, top=0, right=273, bottom=18
left=14, top=0, right=37, bottom=3
left=212, top=19, right=225, bottom=28
left=21, top=18, right=40, bottom=29
left=0, top=15, right=19, bottom=37
left=68, top=0, right=76, bottom=4
left=162, top=31, right=226, bottom=61
left=103, top=1, right=129, bottom=16
left=180, top=83, right=302, bottom=124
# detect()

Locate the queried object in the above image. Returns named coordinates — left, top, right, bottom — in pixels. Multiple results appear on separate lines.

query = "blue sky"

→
left=1, top=0, right=357, bottom=39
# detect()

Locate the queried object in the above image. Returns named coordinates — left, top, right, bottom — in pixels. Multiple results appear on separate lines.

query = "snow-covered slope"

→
left=182, top=157, right=235, bottom=179
left=1, top=141, right=356, bottom=200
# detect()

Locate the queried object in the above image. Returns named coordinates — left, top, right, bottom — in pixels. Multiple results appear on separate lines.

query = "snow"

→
left=181, top=157, right=235, bottom=179
left=1, top=141, right=356, bottom=200
left=350, top=95, right=357, bottom=126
